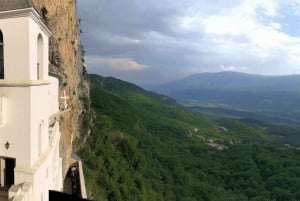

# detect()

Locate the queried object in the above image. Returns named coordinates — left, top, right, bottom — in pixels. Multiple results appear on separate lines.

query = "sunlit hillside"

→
left=78, top=74, right=300, bottom=201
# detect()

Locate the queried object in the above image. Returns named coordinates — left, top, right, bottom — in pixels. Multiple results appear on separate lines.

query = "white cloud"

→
left=270, top=22, right=281, bottom=30
left=179, top=15, right=203, bottom=30
left=285, top=40, right=300, bottom=65
left=255, top=0, right=279, bottom=16
left=199, top=0, right=300, bottom=63
left=86, top=56, right=147, bottom=71
left=288, top=0, right=300, bottom=16
left=201, top=0, right=279, bottom=36
left=220, top=64, right=247, bottom=71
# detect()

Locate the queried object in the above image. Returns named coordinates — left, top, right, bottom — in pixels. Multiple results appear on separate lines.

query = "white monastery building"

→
left=0, top=0, right=64, bottom=200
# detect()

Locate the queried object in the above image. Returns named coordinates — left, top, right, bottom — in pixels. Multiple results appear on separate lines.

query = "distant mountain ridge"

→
left=151, top=72, right=300, bottom=125
left=155, top=72, right=300, bottom=92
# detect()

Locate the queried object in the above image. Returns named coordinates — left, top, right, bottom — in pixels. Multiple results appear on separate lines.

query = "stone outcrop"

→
left=32, top=0, right=89, bottom=175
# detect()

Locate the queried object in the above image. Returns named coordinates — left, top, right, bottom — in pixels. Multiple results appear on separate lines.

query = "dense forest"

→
left=78, top=74, right=300, bottom=201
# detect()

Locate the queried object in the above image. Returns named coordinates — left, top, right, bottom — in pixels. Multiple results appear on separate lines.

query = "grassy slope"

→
left=79, top=74, right=300, bottom=201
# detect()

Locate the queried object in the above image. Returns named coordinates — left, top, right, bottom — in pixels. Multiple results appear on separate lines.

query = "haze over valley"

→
left=151, top=71, right=300, bottom=126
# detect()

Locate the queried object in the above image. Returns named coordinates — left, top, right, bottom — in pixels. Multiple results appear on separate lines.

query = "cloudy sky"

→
left=78, top=0, right=300, bottom=85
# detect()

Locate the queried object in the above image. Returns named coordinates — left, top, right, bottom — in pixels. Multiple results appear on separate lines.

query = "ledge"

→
left=0, top=80, right=52, bottom=87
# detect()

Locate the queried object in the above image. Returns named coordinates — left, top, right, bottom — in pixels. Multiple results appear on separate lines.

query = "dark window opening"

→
left=0, top=31, right=4, bottom=79
left=0, top=157, right=15, bottom=191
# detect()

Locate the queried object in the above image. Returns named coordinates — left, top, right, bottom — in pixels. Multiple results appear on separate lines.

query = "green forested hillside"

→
left=78, top=74, right=300, bottom=201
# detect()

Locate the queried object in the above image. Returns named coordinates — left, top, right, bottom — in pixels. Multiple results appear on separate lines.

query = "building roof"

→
left=0, top=0, right=35, bottom=12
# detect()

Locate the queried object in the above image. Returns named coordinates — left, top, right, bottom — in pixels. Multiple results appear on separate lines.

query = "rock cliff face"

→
left=32, top=0, right=89, bottom=174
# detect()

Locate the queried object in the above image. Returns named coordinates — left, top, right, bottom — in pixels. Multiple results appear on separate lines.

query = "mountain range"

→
left=150, top=72, right=300, bottom=125
left=154, top=71, right=300, bottom=91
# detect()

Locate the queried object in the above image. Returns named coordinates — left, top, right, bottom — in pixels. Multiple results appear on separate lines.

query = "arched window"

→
left=37, top=34, right=43, bottom=80
left=0, top=31, right=4, bottom=79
